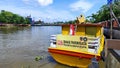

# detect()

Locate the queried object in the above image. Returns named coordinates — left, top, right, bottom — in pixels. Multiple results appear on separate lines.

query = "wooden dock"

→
left=105, top=39, right=120, bottom=68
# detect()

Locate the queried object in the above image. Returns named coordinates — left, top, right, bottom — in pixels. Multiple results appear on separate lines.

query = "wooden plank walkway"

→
left=105, top=39, right=120, bottom=68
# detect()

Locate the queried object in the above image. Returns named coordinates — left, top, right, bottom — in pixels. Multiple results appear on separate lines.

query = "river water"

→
left=0, top=26, right=105, bottom=68
left=0, top=26, right=72, bottom=68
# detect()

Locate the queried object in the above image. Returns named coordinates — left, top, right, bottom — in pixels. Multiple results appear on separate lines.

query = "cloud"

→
left=0, top=4, right=74, bottom=22
left=43, top=9, right=74, bottom=22
left=37, top=0, right=53, bottom=6
left=70, top=0, right=93, bottom=12
left=22, top=0, right=53, bottom=6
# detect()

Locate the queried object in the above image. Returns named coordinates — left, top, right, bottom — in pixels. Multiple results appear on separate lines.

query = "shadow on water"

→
left=38, top=55, right=73, bottom=68
left=47, top=56, right=56, bottom=63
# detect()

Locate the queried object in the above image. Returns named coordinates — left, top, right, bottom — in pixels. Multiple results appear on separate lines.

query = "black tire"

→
left=101, top=50, right=105, bottom=61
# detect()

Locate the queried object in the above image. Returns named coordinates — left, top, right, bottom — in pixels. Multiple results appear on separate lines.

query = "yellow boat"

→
left=48, top=16, right=105, bottom=68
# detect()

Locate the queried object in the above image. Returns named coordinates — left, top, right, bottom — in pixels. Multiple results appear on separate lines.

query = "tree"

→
left=0, top=14, right=6, bottom=23
left=87, top=1, right=120, bottom=23
left=0, top=10, right=30, bottom=24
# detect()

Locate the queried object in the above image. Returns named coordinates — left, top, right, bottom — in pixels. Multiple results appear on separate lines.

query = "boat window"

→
left=62, top=26, right=70, bottom=35
left=86, top=27, right=96, bottom=37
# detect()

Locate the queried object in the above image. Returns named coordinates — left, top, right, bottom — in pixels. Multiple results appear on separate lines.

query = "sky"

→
left=0, top=0, right=107, bottom=23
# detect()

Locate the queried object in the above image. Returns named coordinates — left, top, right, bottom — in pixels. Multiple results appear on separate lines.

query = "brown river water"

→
left=0, top=26, right=104, bottom=68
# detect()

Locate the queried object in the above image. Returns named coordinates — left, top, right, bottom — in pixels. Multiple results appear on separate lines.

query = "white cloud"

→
left=43, top=9, right=74, bottom=22
left=22, top=0, right=53, bottom=6
left=0, top=5, right=74, bottom=23
left=37, top=0, right=53, bottom=6
left=70, top=0, right=93, bottom=12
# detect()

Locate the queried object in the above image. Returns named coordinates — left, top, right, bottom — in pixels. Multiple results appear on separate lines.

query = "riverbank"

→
left=0, top=24, right=31, bottom=27
left=32, top=24, right=62, bottom=26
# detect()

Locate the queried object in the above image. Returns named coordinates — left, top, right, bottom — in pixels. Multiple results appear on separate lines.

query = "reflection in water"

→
left=0, top=26, right=72, bottom=68
left=0, top=27, right=30, bottom=34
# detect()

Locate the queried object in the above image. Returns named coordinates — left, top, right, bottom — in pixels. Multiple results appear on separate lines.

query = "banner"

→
left=56, top=35, right=88, bottom=52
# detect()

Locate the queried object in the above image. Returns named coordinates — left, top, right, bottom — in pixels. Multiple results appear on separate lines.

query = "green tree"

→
left=0, top=14, right=6, bottom=23
left=24, top=18, right=30, bottom=24
left=0, top=10, right=30, bottom=24
left=87, top=1, right=120, bottom=23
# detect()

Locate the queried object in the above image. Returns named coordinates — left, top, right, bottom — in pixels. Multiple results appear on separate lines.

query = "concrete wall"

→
left=106, top=50, right=120, bottom=68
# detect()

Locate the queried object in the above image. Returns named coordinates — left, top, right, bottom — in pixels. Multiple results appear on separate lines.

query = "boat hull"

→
left=48, top=48, right=101, bottom=68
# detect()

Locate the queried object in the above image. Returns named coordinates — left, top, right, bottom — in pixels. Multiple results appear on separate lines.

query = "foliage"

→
left=35, top=56, right=42, bottom=61
left=87, top=1, right=120, bottom=23
left=53, top=20, right=77, bottom=24
left=34, top=20, right=44, bottom=24
left=0, top=10, right=30, bottom=24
